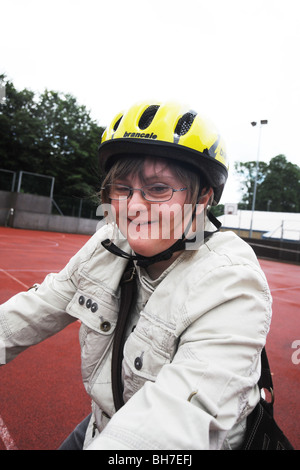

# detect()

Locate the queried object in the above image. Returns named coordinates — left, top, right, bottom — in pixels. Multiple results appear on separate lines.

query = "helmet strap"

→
left=101, top=210, right=221, bottom=268
left=101, top=237, right=186, bottom=268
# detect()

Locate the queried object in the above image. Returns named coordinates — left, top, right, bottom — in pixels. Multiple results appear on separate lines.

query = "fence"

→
left=51, top=194, right=100, bottom=219
left=243, top=237, right=300, bottom=264
left=0, top=169, right=99, bottom=220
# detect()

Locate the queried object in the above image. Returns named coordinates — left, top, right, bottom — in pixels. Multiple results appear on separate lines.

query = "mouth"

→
left=126, top=219, right=161, bottom=238
left=128, top=219, right=158, bottom=226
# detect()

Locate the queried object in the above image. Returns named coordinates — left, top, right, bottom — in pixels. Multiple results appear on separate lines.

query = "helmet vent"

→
left=138, top=105, right=160, bottom=130
left=113, top=115, right=123, bottom=131
left=175, top=112, right=196, bottom=136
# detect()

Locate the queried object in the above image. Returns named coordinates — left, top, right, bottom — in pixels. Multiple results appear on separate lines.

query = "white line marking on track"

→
left=0, top=415, right=18, bottom=450
left=2, top=269, right=59, bottom=273
left=0, top=268, right=29, bottom=289
left=271, top=286, right=300, bottom=293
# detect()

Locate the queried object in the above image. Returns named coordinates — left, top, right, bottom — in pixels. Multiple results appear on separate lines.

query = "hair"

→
left=100, top=154, right=212, bottom=211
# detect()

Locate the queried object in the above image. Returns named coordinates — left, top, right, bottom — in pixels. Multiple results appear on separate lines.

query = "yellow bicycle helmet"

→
left=98, top=100, right=229, bottom=205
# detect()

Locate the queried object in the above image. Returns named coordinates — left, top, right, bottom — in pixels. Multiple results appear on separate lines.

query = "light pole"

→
left=249, top=119, right=268, bottom=238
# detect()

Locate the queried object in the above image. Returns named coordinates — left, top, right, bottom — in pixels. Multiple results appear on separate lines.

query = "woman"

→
left=0, top=101, right=272, bottom=450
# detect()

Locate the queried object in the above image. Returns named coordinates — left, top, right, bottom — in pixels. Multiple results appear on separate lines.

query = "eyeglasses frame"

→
left=101, top=184, right=188, bottom=203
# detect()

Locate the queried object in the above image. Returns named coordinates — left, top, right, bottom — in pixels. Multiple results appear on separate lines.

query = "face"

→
left=110, top=158, right=190, bottom=257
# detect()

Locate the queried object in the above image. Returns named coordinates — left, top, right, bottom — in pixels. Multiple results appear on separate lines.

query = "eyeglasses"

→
left=102, top=183, right=187, bottom=202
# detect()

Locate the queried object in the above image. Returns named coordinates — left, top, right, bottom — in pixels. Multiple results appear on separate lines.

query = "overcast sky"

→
left=1, top=0, right=299, bottom=204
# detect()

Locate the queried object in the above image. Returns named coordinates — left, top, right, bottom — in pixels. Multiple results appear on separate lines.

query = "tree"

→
left=210, top=204, right=224, bottom=218
left=256, top=155, right=300, bottom=212
left=235, top=155, right=300, bottom=212
left=35, top=89, right=104, bottom=198
left=0, top=77, right=40, bottom=173
left=0, top=75, right=105, bottom=200
left=234, top=160, right=268, bottom=209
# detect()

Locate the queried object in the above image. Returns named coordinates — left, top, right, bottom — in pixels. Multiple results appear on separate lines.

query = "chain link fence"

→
left=0, top=169, right=100, bottom=220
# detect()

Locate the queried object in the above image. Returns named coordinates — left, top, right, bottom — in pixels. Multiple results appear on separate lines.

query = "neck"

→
left=145, top=250, right=183, bottom=279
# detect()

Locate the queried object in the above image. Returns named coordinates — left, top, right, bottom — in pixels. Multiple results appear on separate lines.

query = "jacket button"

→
left=86, top=299, right=92, bottom=308
left=79, top=295, right=85, bottom=305
left=100, top=321, right=111, bottom=332
left=134, top=356, right=143, bottom=370
left=91, top=302, right=98, bottom=313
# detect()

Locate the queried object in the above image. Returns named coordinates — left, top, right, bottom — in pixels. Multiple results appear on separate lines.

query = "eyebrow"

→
left=115, top=174, right=176, bottom=185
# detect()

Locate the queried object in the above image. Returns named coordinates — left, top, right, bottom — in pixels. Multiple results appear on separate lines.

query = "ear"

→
left=198, top=187, right=214, bottom=207
left=192, top=187, right=214, bottom=221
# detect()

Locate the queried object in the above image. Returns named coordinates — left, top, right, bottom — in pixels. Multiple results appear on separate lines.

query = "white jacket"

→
left=0, top=222, right=272, bottom=450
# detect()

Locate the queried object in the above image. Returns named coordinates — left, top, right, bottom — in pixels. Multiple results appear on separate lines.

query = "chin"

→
left=127, top=237, right=174, bottom=257
left=128, top=239, right=157, bottom=257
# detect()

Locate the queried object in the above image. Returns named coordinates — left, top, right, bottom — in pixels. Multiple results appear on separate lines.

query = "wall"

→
left=0, top=191, right=98, bottom=235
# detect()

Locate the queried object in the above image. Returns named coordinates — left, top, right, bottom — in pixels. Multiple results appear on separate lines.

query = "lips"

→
left=128, top=218, right=158, bottom=226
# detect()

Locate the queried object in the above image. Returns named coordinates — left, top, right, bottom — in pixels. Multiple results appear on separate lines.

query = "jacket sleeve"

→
left=0, top=232, right=99, bottom=365
left=86, top=261, right=272, bottom=450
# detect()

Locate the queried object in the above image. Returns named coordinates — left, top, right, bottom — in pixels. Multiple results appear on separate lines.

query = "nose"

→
left=128, top=188, right=145, bottom=202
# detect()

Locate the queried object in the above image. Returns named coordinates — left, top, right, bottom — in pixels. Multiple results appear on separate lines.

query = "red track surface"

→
left=0, top=227, right=299, bottom=450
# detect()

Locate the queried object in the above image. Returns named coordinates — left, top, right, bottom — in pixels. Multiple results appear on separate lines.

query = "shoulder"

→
left=68, top=223, right=130, bottom=264
left=203, top=230, right=260, bottom=267
left=178, top=230, right=263, bottom=282
left=161, top=231, right=271, bottom=317
left=61, top=224, right=132, bottom=289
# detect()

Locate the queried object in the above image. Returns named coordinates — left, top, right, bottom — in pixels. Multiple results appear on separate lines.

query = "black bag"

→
left=112, top=262, right=295, bottom=450
left=241, top=347, right=294, bottom=450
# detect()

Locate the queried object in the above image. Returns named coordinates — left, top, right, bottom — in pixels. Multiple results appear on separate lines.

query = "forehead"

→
left=108, top=155, right=190, bottom=186
left=141, top=157, right=176, bottom=179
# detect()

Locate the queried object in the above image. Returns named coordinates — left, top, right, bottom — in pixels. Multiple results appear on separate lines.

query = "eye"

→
left=146, top=184, right=170, bottom=194
left=114, top=184, right=130, bottom=193
left=106, top=184, right=130, bottom=200
left=143, top=184, right=173, bottom=201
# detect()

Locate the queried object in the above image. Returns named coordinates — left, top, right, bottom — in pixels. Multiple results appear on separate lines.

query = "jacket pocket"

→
left=122, top=309, right=178, bottom=402
left=66, top=286, right=119, bottom=388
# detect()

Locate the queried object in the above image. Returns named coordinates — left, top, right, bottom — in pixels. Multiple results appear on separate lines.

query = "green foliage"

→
left=235, top=155, right=300, bottom=212
left=0, top=75, right=105, bottom=199
left=210, top=204, right=224, bottom=218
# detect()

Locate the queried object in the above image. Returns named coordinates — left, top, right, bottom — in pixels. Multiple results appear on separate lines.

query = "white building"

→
left=219, top=208, right=300, bottom=242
